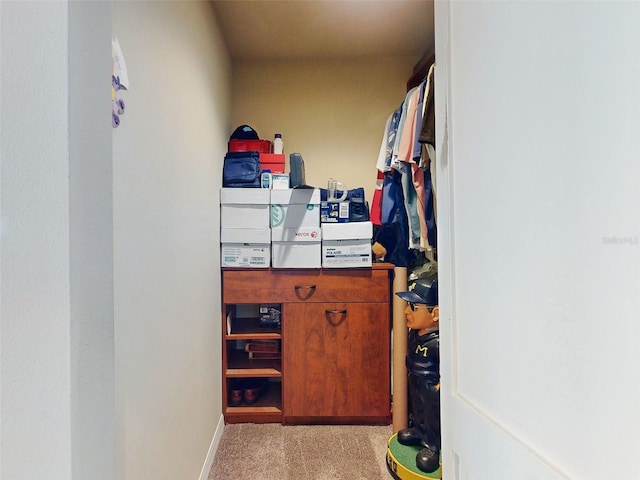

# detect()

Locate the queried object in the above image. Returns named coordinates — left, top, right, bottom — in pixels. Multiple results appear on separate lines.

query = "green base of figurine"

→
left=386, top=433, right=442, bottom=480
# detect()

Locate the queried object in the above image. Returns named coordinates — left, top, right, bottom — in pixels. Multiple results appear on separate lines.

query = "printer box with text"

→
left=271, top=226, right=321, bottom=268
left=321, top=222, right=372, bottom=268
left=221, top=227, right=271, bottom=268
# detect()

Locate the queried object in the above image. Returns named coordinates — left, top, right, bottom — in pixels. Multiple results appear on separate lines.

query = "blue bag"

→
left=223, top=151, right=261, bottom=188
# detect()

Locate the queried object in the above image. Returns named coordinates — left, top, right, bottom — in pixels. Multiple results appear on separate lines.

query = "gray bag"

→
left=289, top=153, right=306, bottom=188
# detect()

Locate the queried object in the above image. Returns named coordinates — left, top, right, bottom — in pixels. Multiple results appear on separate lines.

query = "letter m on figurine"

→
left=415, top=345, right=429, bottom=357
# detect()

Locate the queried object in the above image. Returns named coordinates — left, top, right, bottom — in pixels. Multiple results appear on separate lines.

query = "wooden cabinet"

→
left=222, top=265, right=393, bottom=425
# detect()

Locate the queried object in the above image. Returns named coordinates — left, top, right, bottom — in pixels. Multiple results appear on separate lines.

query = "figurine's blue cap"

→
left=396, top=279, right=438, bottom=306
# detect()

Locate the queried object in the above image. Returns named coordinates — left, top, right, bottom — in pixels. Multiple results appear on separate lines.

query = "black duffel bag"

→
left=223, top=151, right=261, bottom=188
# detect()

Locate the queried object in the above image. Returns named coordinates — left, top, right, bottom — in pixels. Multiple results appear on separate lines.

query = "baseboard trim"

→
left=198, top=414, right=225, bottom=480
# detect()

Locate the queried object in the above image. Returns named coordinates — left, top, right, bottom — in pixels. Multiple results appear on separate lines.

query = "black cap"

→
left=230, top=124, right=259, bottom=140
left=396, top=279, right=438, bottom=306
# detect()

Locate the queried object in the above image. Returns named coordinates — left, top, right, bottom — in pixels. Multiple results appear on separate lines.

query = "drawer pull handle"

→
left=325, top=309, right=347, bottom=327
left=294, top=284, right=316, bottom=300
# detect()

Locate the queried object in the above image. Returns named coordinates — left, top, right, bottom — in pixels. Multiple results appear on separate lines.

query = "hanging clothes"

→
left=372, top=103, right=403, bottom=224
left=371, top=62, right=437, bottom=264
left=395, top=81, right=434, bottom=251
left=423, top=165, right=437, bottom=250
left=370, top=170, right=384, bottom=226
left=420, top=64, right=436, bottom=190
left=413, top=75, right=429, bottom=161
left=399, top=161, right=421, bottom=249
left=420, top=64, right=437, bottom=231
left=419, top=63, right=436, bottom=151
left=391, top=86, right=419, bottom=170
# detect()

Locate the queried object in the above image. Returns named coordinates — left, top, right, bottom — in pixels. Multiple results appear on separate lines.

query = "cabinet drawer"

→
left=223, top=269, right=389, bottom=303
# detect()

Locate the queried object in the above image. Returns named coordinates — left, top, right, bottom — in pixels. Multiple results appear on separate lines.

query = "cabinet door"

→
left=283, top=302, right=390, bottom=423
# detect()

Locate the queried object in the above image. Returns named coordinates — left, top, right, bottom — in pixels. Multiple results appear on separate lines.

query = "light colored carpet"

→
left=209, top=423, right=393, bottom=480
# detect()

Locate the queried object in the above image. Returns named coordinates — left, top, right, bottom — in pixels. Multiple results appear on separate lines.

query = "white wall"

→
left=1, top=1, right=113, bottom=478
left=232, top=56, right=418, bottom=204
left=68, top=2, right=115, bottom=478
left=438, top=1, right=640, bottom=478
left=112, top=2, right=229, bottom=479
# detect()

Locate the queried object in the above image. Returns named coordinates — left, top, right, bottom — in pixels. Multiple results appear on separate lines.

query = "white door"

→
left=435, top=2, right=640, bottom=479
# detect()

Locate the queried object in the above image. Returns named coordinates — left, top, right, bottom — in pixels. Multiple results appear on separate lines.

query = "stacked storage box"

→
left=228, top=138, right=285, bottom=173
left=221, top=186, right=371, bottom=269
left=260, top=153, right=286, bottom=174
left=229, top=138, right=285, bottom=173
left=321, top=221, right=373, bottom=268
left=220, top=188, right=271, bottom=267
left=228, top=138, right=271, bottom=153
left=270, top=188, right=321, bottom=268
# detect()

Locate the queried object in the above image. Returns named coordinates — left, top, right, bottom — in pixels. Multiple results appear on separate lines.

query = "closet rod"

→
left=406, top=48, right=435, bottom=91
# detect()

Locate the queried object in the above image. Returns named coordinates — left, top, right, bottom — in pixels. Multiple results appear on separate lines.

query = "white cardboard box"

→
left=271, top=174, right=290, bottom=189
left=271, top=226, right=321, bottom=243
left=270, top=188, right=321, bottom=204
left=271, top=204, right=320, bottom=228
left=321, top=222, right=372, bottom=268
left=221, top=187, right=270, bottom=204
left=220, top=188, right=270, bottom=228
left=221, top=244, right=270, bottom=268
left=322, top=239, right=372, bottom=268
left=321, top=221, right=373, bottom=240
left=221, top=227, right=271, bottom=244
left=270, top=188, right=320, bottom=229
left=271, top=226, right=321, bottom=268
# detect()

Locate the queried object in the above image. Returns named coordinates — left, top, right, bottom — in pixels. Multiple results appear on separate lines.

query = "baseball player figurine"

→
left=396, top=279, right=440, bottom=473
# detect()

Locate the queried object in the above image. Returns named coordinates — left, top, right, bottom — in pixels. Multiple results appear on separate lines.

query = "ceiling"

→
left=211, top=0, right=435, bottom=61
